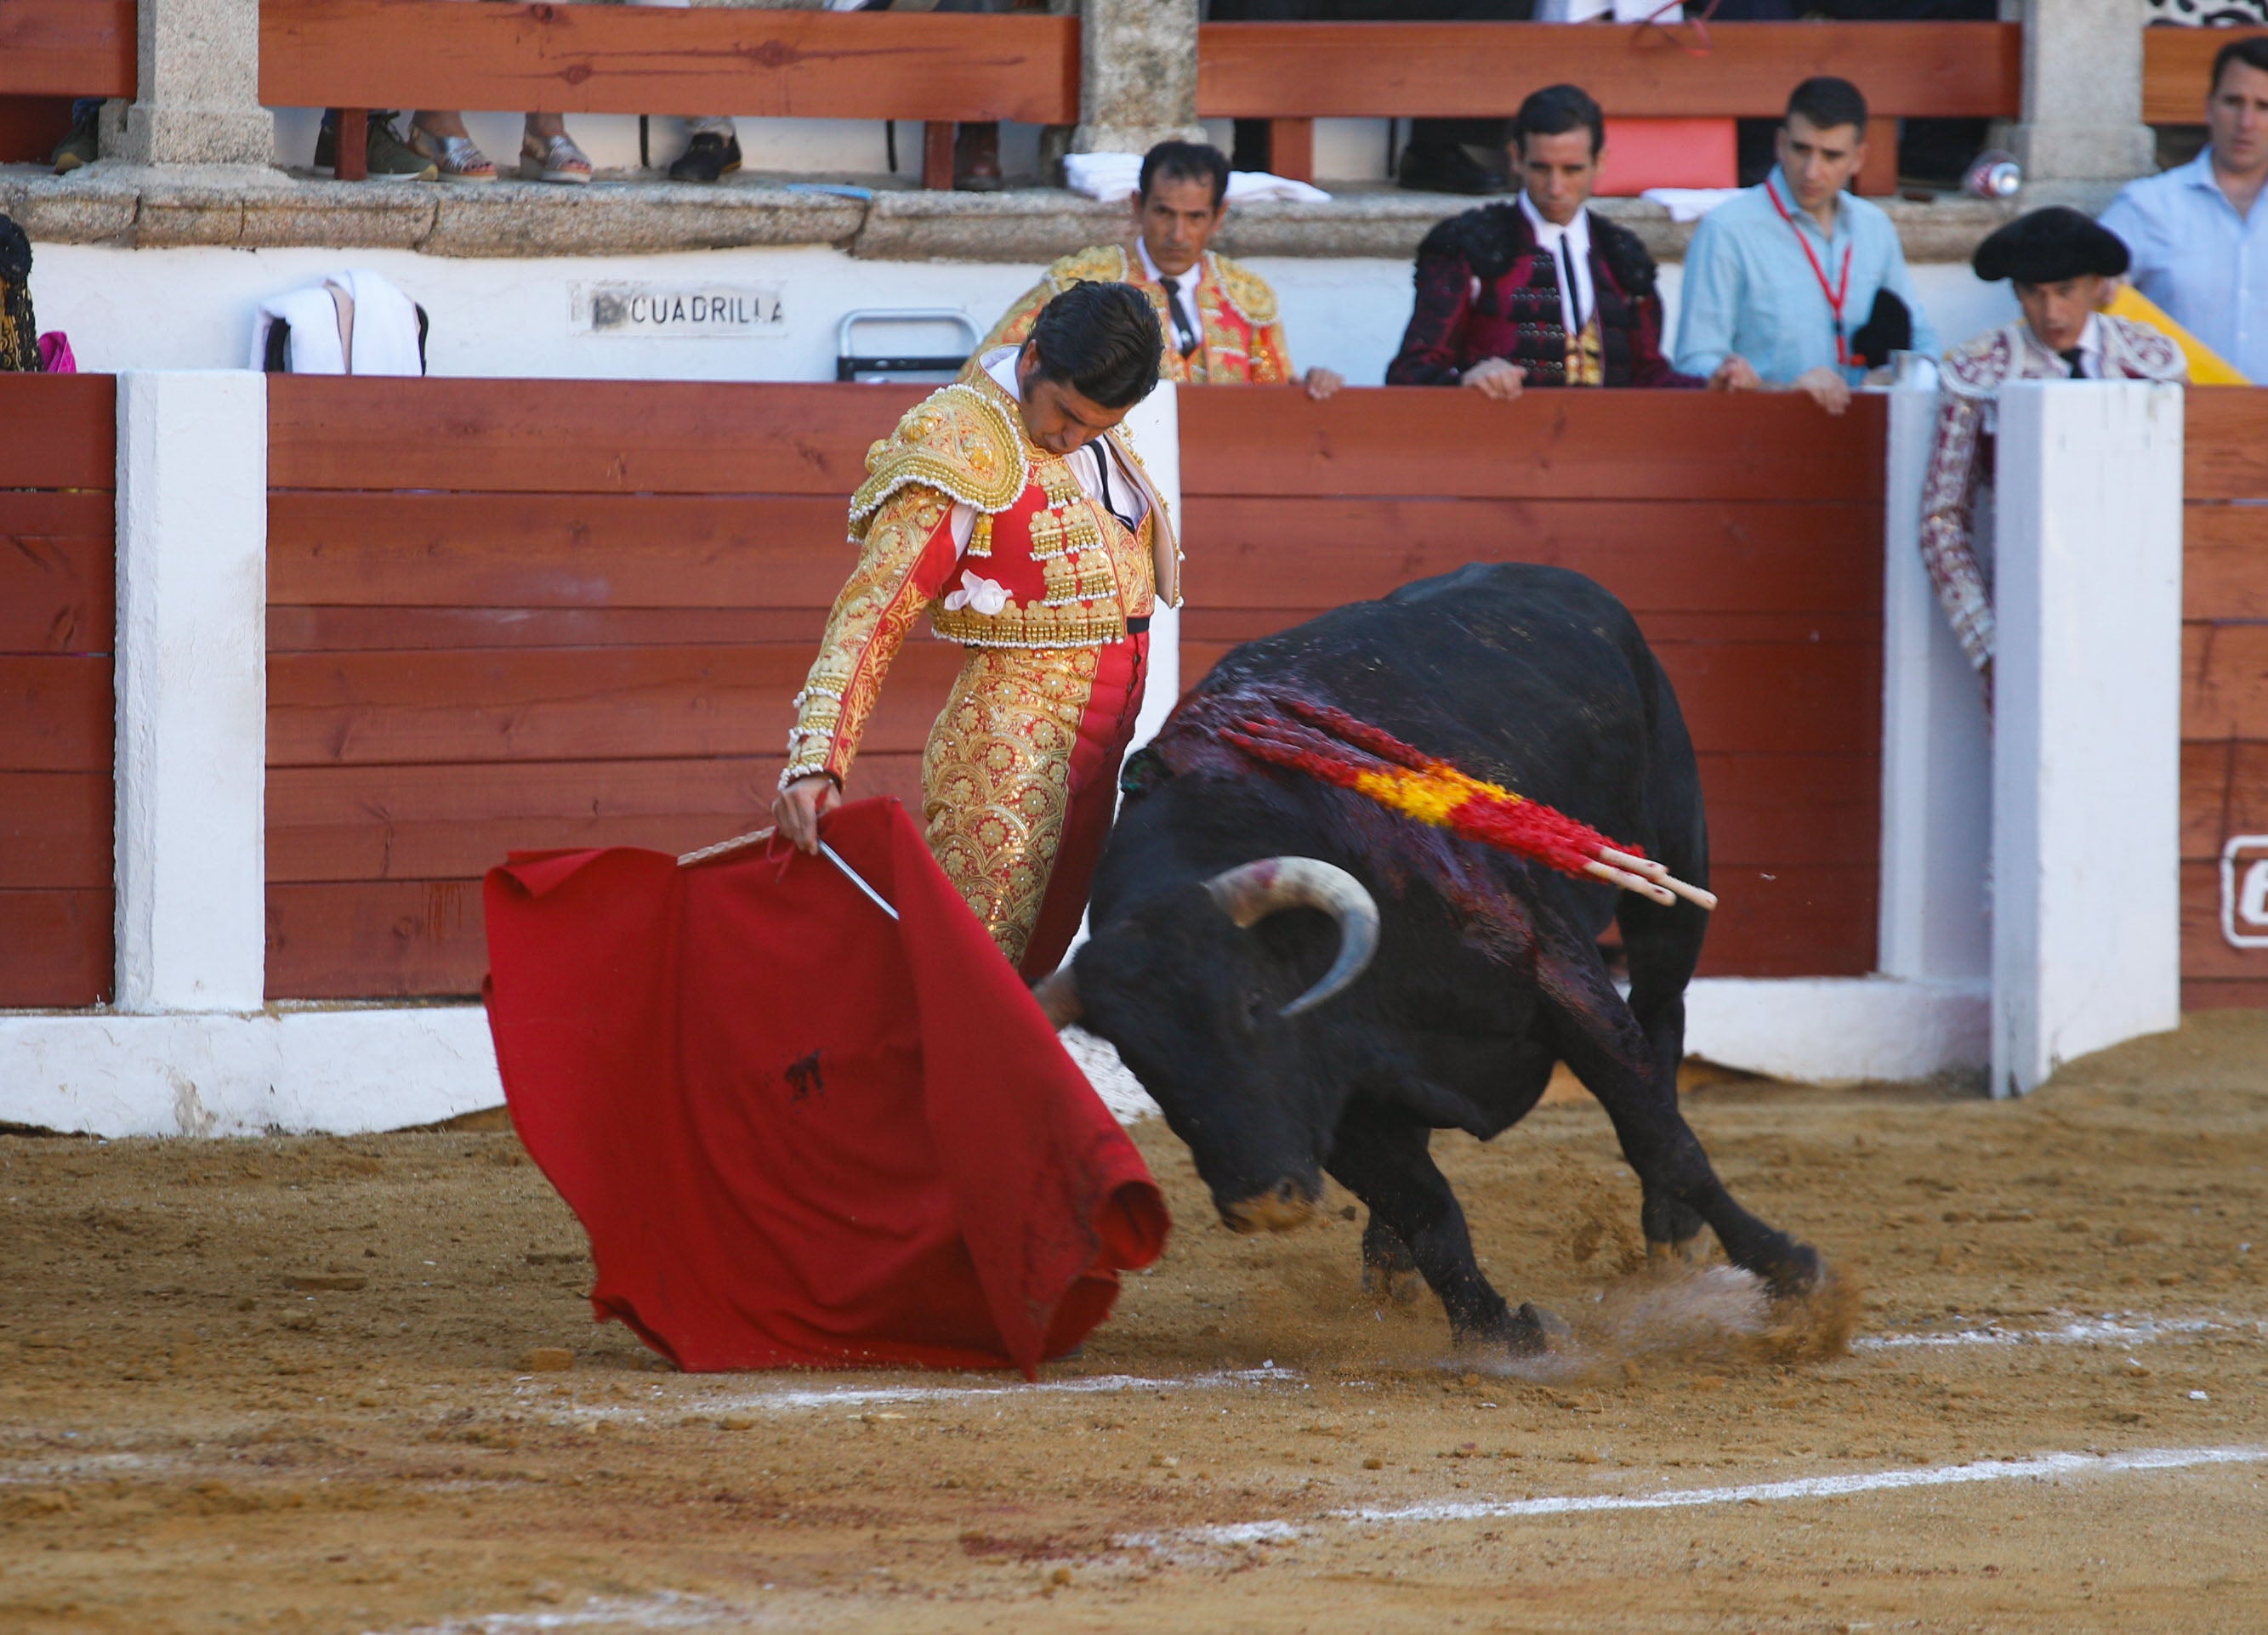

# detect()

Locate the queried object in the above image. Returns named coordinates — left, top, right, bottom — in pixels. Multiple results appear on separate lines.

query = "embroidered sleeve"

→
left=1917, top=393, right=1995, bottom=672
left=1384, top=247, right=1478, bottom=387
left=782, top=487, right=963, bottom=789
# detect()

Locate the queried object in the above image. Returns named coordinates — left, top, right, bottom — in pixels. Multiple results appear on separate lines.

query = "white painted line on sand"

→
left=1856, top=1314, right=2240, bottom=1351
left=363, top=1592, right=740, bottom=1634
left=1127, top=1446, right=2268, bottom=1553
left=543, top=1365, right=1305, bottom=1422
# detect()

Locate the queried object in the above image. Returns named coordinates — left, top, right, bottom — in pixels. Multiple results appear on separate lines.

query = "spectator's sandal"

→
left=521, top=132, right=594, bottom=185
left=406, top=126, right=497, bottom=184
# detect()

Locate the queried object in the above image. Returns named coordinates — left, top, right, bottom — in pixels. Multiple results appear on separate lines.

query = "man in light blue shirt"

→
left=2099, top=35, right=2268, bottom=383
left=1673, top=77, right=1936, bottom=414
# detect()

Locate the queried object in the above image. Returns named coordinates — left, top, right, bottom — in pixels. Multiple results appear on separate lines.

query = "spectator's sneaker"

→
left=406, top=124, right=497, bottom=184
left=520, top=131, right=594, bottom=185
left=1396, top=142, right=1505, bottom=196
left=314, top=112, right=440, bottom=181
left=50, top=105, right=99, bottom=175
left=668, top=132, right=742, bottom=184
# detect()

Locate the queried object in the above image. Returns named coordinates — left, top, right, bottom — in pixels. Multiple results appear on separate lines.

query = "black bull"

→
left=1039, top=563, right=1828, bottom=1353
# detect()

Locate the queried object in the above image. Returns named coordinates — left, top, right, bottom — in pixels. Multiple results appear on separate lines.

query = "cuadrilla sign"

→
left=571, top=283, right=786, bottom=338
left=2221, top=835, right=2268, bottom=950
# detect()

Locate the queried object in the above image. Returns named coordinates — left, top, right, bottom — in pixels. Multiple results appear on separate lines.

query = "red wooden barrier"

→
left=1177, top=388, right=1885, bottom=980
left=2179, top=389, right=2268, bottom=1011
left=268, top=381, right=1883, bottom=999
left=0, top=0, right=134, bottom=98
left=1197, top=20, right=2022, bottom=195
left=2145, top=26, right=2268, bottom=126
left=0, top=375, right=117, bottom=1008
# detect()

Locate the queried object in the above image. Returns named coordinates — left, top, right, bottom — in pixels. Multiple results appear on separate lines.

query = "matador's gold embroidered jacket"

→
left=975, top=245, right=1293, bottom=386
left=782, top=367, right=1181, bottom=789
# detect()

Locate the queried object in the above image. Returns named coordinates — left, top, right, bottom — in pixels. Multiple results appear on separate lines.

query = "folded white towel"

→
left=1062, top=151, right=1332, bottom=206
left=1640, top=187, right=1742, bottom=224
left=331, top=269, right=424, bottom=377
left=250, top=286, right=347, bottom=374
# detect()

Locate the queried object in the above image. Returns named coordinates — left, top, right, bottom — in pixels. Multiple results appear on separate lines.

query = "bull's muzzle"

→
left=1219, top=1177, right=1318, bottom=1235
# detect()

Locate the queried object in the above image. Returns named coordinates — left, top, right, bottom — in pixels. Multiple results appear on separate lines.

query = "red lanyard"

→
left=1765, top=178, right=1853, bottom=366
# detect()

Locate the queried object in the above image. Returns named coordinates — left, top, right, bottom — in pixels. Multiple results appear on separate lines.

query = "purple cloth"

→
left=37, top=332, right=76, bottom=374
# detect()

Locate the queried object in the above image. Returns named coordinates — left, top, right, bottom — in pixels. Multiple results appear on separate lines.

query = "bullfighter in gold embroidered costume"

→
left=773, top=282, right=1176, bottom=979
left=976, top=142, right=1342, bottom=399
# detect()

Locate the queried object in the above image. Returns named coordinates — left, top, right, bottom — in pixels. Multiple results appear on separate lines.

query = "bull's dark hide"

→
left=1068, top=562, right=1826, bottom=1351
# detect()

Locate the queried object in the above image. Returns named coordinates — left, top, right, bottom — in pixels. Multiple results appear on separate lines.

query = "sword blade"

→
left=818, top=840, right=900, bottom=922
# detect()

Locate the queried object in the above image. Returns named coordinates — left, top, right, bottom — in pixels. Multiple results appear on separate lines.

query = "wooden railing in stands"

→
left=1197, top=20, right=2022, bottom=196
left=267, top=380, right=1884, bottom=1001
left=0, top=375, right=117, bottom=1008
left=0, top=0, right=134, bottom=97
left=2146, top=25, right=2268, bottom=124
left=2179, top=389, right=2268, bottom=1011
left=1178, top=388, right=1885, bottom=981
left=259, top=0, right=1077, bottom=185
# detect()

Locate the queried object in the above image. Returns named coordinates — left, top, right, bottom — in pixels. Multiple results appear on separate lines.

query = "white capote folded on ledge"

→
left=249, top=269, right=425, bottom=375
left=1062, top=152, right=1333, bottom=206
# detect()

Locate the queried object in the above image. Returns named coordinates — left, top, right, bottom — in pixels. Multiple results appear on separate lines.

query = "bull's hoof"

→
left=1762, top=1252, right=1861, bottom=1361
left=1459, top=1301, right=1572, bottom=1357
left=1361, top=1263, right=1425, bottom=1305
left=1761, top=1240, right=1827, bottom=1300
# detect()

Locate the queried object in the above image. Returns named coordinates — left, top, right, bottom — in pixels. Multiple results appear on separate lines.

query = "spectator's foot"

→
left=954, top=122, right=1003, bottom=192
left=520, top=131, right=594, bottom=185
left=315, top=112, right=441, bottom=182
left=406, top=124, right=497, bottom=184
left=1395, top=143, right=1504, bottom=196
left=50, top=104, right=99, bottom=175
left=667, top=132, right=742, bottom=184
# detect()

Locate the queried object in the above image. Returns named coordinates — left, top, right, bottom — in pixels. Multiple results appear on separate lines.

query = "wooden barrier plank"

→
left=1197, top=21, right=2020, bottom=120
left=2185, top=977, right=2268, bottom=1011
left=268, top=493, right=853, bottom=608
left=0, top=656, right=113, bottom=773
left=0, top=374, right=117, bottom=491
left=268, top=605, right=838, bottom=653
left=267, top=643, right=962, bottom=766
left=0, top=524, right=112, bottom=655
left=1182, top=497, right=1881, bottom=616
left=2184, top=504, right=2268, bottom=620
left=0, top=771, right=112, bottom=889
left=261, top=2, right=1077, bottom=121
left=1695, top=864, right=1877, bottom=978
left=2183, top=622, right=2268, bottom=741
left=1179, top=389, right=1886, bottom=503
left=2181, top=736, right=2268, bottom=860
left=2146, top=26, right=2265, bottom=126
left=267, top=755, right=927, bottom=883
left=1698, top=752, right=1877, bottom=869
left=2186, top=391, right=2268, bottom=502
left=269, top=378, right=922, bottom=495
left=2180, top=858, right=2268, bottom=980
left=0, top=888, right=111, bottom=1008
left=1181, top=606, right=1881, bottom=649
left=0, top=0, right=135, bottom=99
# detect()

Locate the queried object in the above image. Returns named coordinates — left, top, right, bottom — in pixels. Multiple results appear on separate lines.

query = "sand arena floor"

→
left=4, top=1013, right=2268, bottom=1633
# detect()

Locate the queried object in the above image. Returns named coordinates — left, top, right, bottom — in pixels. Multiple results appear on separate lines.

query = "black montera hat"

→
left=1971, top=207, right=2130, bottom=285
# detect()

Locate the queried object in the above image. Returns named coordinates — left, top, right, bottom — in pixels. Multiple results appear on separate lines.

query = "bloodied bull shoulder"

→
left=1033, top=562, right=1830, bottom=1354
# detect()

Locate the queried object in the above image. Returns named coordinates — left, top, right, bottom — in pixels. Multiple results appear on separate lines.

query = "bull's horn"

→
left=1203, top=858, right=1380, bottom=1017
left=1032, top=964, right=1083, bottom=1030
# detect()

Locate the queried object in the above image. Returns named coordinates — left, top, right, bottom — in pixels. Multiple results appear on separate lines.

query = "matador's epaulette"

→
left=1207, top=251, right=1280, bottom=329
left=848, top=383, right=1029, bottom=534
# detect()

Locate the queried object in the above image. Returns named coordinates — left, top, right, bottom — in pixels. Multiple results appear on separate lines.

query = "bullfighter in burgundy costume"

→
left=773, top=282, right=1176, bottom=979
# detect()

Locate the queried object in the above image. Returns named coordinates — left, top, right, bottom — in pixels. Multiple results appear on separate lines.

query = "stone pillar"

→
left=110, top=0, right=276, bottom=167
left=2003, top=0, right=2154, bottom=208
left=1071, top=0, right=1207, bottom=156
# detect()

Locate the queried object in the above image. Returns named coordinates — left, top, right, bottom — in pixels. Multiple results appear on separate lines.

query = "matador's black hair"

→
left=1026, top=281, right=1163, bottom=411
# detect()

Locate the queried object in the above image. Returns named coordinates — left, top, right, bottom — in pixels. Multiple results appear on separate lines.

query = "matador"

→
left=772, top=281, right=1178, bottom=980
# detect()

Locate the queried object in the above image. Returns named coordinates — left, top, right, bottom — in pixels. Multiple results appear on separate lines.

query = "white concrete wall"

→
left=27, top=242, right=2016, bottom=389
left=113, top=370, right=269, bottom=1013
left=1990, top=379, right=2185, bottom=1098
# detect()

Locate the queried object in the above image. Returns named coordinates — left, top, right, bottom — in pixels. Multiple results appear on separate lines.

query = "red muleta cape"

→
left=482, top=798, right=1168, bottom=1377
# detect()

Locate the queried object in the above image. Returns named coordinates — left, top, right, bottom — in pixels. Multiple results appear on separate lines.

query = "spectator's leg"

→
left=935, top=0, right=1011, bottom=190
left=668, top=116, right=742, bottom=184
left=1230, top=119, right=1271, bottom=173
left=408, top=111, right=499, bottom=182
left=51, top=99, right=102, bottom=175
left=522, top=111, right=594, bottom=185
